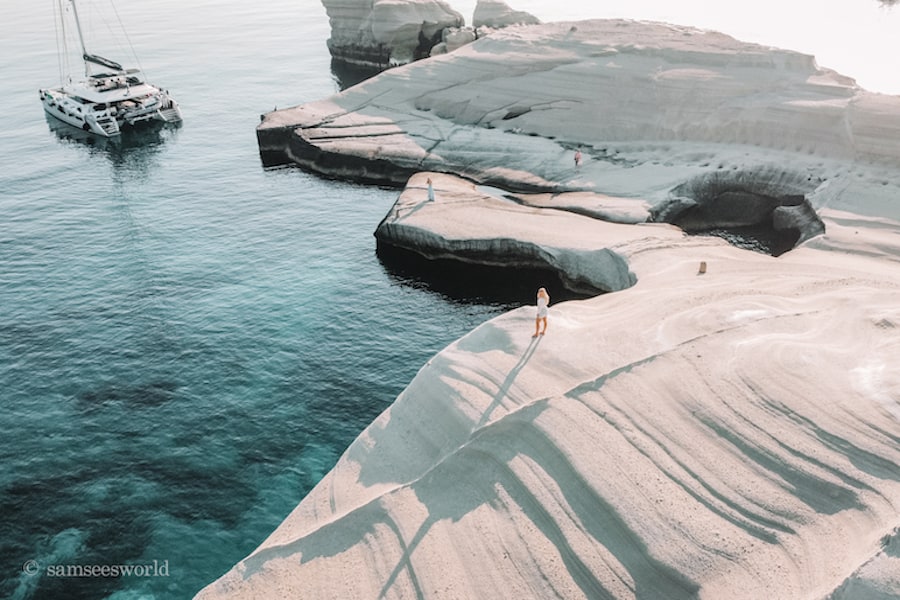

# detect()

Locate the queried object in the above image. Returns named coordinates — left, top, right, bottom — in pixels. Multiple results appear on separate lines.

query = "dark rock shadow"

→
left=653, top=168, right=825, bottom=256
left=330, top=58, right=383, bottom=90
left=376, top=243, right=592, bottom=307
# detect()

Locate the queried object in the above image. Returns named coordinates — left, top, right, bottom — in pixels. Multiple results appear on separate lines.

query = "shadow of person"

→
left=238, top=330, right=699, bottom=600
left=474, top=335, right=541, bottom=431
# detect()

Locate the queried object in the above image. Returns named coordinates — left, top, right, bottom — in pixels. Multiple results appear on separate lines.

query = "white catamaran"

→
left=40, top=0, right=182, bottom=137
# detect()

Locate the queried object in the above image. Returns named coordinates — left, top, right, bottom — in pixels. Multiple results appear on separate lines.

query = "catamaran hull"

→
left=39, top=88, right=182, bottom=138
left=40, top=89, right=115, bottom=136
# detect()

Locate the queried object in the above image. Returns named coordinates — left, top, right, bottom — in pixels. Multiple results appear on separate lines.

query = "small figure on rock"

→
left=427, top=177, right=435, bottom=202
left=574, top=148, right=583, bottom=168
left=533, top=287, right=550, bottom=337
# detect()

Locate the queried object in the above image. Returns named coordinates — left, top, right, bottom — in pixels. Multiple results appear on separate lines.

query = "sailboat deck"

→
left=64, top=80, right=159, bottom=104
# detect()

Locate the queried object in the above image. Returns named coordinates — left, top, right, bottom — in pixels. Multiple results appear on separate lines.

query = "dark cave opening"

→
left=652, top=172, right=825, bottom=257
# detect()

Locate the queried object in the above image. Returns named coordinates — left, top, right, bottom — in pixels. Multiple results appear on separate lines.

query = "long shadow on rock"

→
left=239, top=397, right=699, bottom=599
left=372, top=400, right=700, bottom=599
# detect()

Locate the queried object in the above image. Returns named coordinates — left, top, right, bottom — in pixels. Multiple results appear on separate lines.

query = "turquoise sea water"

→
left=0, top=2, right=521, bottom=598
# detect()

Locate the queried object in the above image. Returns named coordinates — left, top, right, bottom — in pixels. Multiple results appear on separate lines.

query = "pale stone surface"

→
left=430, top=26, right=477, bottom=55
left=197, top=202, right=900, bottom=598
left=202, top=16, right=900, bottom=600
left=259, top=19, right=900, bottom=188
left=321, top=0, right=464, bottom=68
left=374, top=172, right=657, bottom=293
left=473, top=0, right=540, bottom=28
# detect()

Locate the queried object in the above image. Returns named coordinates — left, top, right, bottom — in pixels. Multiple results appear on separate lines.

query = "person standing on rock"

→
left=427, top=177, right=435, bottom=202
left=533, top=287, right=550, bottom=337
left=574, top=148, right=583, bottom=168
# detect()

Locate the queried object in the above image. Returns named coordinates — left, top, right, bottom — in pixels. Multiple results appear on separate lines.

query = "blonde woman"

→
left=533, top=287, right=550, bottom=337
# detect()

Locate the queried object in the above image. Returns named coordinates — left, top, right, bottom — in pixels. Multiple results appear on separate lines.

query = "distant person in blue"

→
left=533, top=287, right=550, bottom=337
left=427, top=177, right=435, bottom=201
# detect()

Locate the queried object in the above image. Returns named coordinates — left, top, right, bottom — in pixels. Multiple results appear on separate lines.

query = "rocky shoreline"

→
left=256, top=17, right=899, bottom=278
left=199, top=10, right=900, bottom=600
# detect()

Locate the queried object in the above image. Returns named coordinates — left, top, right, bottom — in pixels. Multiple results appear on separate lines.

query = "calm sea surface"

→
left=0, top=2, right=519, bottom=598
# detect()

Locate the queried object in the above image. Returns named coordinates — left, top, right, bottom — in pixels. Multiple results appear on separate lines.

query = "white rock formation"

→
left=198, top=189, right=900, bottom=597
left=429, top=26, right=477, bottom=56
left=473, top=0, right=540, bottom=28
left=321, top=0, right=464, bottom=68
left=258, top=19, right=900, bottom=185
left=374, top=172, right=648, bottom=293
left=200, top=17, right=900, bottom=600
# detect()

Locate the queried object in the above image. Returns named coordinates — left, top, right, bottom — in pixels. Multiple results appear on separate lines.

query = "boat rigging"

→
left=40, top=0, right=182, bottom=137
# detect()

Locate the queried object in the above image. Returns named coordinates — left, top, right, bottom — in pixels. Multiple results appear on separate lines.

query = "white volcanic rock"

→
left=374, top=172, right=654, bottom=293
left=830, top=529, right=900, bottom=600
left=259, top=19, right=900, bottom=182
left=198, top=188, right=900, bottom=598
left=322, top=0, right=464, bottom=68
left=473, top=0, right=540, bottom=28
left=430, top=26, right=477, bottom=56
left=255, top=18, right=899, bottom=267
left=201, top=17, right=900, bottom=600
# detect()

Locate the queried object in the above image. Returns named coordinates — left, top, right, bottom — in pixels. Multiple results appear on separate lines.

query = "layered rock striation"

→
left=198, top=200, right=900, bottom=598
left=199, top=16, right=900, bottom=600
left=373, top=173, right=645, bottom=294
left=260, top=19, right=900, bottom=176
left=258, top=18, right=900, bottom=273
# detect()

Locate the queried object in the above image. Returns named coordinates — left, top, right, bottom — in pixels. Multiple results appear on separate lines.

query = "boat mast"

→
left=68, top=0, right=92, bottom=76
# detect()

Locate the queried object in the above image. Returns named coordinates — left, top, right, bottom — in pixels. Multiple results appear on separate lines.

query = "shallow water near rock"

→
left=0, top=2, right=516, bottom=598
